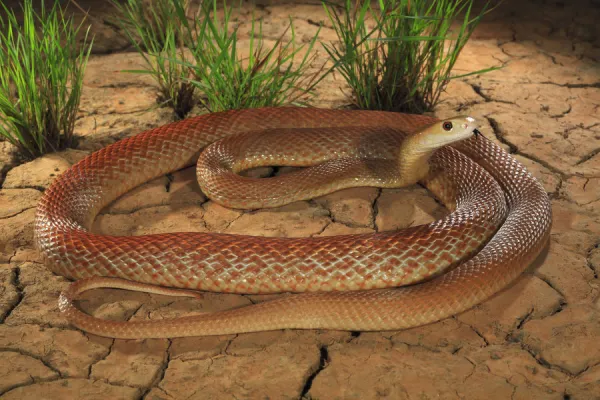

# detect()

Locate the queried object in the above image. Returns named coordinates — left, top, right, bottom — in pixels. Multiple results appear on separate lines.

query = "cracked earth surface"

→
left=0, top=0, right=599, bottom=398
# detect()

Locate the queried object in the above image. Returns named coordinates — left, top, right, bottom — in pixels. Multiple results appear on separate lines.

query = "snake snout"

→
left=459, top=117, right=482, bottom=139
left=462, top=116, right=479, bottom=130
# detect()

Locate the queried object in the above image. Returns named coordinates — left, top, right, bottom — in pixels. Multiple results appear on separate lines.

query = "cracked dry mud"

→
left=1, top=0, right=599, bottom=398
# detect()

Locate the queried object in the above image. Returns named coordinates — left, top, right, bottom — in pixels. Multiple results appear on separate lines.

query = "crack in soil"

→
left=87, top=338, right=115, bottom=379
left=6, top=249, right=17, bottom=264
left=0, top=348, right=64, bottom=397
left=455, top=100, right=483, bottom=112
left=461, top=356, right=477, bottom=384
left=299, top=345, right=329, bottom=399
left=549, top=298, right=567, bottom=317
left=585, top=243, right=599, bottom=279
left=81, top=107, right=160, bottom=118
left=508, top=337, right=576, bottom=377
left=96, top=82, right=158, bottom=90
left=1, top=348, right=63, bottom=378
left=0, top=206, right=38, bottom=220
left=0, top=376, right=63, bottom=397
left=306, top=18, right=324, bottom=28
left=539, top=51, right=562, bottom=66
left=0, top=163, right=14, bottom=188
left=210, top=205, right=244, bottom=232
left=510, top=384, right=518, bottom=400
left=533, top=273, right=567, bottom=300
left=222, top=334, right=238, bottom=356
left=2, top=267, right=24, bottom=323
left=582, top=178, right=590, bottom=192
left=454, top=317, right=489, bottom=347
left=561, top=122, right=599, bottom=139
left=164, top=173, right=175, bottom=193
left=469, top=326, right=490, bottom=346
left=470, top=83, right=515, bottom=105
left=139, top=339, right=172, bottom=400
left=486, top=116, right=517, bottom=153
left=0, top=377, right=143, bottom=397
left=371, top=188, right=382, bottom=232
left=540, top=81, right=600, bottom=89
left=485, top=116, right=569, bottom=178
left=575, top=147, right=600, bottom=166
left=308, top=197, right=366, bottom=232
left=576, top=360, right=600, bottom=379
left=309, top=219, right=332, bottom=237
left=548, top=177, right=563, bottom=200
left=99, top=202, right=191, bottom=216
left=1, top=185, right=46, bottom=192
left=515, top=307, right=535, bottom=330
left=563, top=390, right=573, bottom=400
left=550, top=103, right=572, bottom=119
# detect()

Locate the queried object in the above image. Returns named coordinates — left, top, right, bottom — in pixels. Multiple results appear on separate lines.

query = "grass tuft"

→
left=179, top=1, right=327, bottom=112
left=112, top=0, right=196, bottom=118
left=0, top=0, right=93, bottom=159
left=115, top=0, right=328, bottom=116
left=322, top=0, right=500, bottom=113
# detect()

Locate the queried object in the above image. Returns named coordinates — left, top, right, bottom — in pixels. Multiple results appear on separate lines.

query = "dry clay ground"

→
left=0, top=0, right=599, bottom=398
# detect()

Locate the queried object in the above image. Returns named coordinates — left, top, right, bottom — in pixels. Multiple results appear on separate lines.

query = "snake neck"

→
left=397, top=135, right=436, bottom=185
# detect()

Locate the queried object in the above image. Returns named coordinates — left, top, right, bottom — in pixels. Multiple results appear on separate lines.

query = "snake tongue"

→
left=473, top=129, right=482, bottom=139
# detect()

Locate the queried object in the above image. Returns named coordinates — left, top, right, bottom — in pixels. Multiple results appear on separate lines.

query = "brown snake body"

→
left=34, top=107, right=552, bottom=338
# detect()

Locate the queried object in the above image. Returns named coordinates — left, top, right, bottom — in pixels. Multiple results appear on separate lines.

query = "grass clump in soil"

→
left=0, top=0, right=93, bottom=159
left=322, top=0, right=500, bottom=113
left=114, top=0, right=327, bottom=117
left=111, top=0, right=196, bottom=118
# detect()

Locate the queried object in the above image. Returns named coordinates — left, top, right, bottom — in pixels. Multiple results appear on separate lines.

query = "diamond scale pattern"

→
left=36, top=108, right=551, bottom=338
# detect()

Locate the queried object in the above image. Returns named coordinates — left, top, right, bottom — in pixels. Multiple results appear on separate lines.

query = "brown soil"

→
left=1, top=0, right=599, bottom=399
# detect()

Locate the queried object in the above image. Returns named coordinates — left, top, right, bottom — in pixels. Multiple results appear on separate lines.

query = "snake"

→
left=33, top=107, right=552, bottom=338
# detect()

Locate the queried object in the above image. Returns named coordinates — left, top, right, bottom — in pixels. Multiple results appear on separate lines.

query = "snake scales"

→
left=34, top=107, right=552, bottom=338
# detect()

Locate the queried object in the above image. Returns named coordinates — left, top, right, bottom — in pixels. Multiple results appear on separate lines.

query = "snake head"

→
left=412, top=116, right=481, bottom=152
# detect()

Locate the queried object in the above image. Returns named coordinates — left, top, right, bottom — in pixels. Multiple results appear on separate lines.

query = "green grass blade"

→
left=0, top=0, right=93, bottom=159
left=321, top=0, right=498, bottom=113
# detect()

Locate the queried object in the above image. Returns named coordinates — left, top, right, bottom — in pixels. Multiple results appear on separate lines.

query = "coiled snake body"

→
left=34, top=108, right=552, bottom=338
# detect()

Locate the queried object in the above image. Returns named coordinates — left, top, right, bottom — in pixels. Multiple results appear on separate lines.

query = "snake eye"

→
left=442, top=121, right=453, bottom=131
